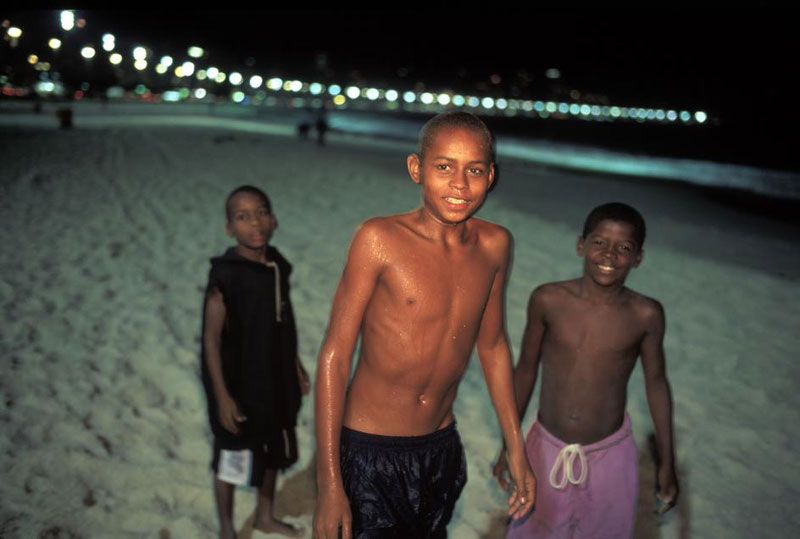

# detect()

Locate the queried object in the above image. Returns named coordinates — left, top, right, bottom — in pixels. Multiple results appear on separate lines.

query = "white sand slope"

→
left=1, top=111, right=798, bottom=538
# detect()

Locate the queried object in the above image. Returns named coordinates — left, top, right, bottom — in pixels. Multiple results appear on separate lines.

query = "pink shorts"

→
left=507, top=415, right=638, bottom=539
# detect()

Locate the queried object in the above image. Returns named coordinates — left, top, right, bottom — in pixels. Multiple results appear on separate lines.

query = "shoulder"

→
left=471, top=218, right=512, bottom=258
left=530, top=279, right=577, bottom=309
left=626, top=290, right=665, bottom=327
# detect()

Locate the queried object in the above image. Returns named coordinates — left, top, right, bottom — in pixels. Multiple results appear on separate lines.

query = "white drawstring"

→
left=549, top=443, right=588, bottom=489
left=265, top=261, right=282, bottom=322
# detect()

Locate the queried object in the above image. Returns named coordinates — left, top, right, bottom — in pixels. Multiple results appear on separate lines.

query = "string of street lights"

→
left=2, top=12, right=709, bottom=125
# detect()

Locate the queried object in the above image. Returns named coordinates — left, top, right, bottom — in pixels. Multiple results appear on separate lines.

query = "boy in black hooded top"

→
left=201, top=185, right=309, bottom=539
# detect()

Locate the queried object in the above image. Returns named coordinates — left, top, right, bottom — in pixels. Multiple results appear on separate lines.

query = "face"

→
left=577, top=219, right=643, bottom=287
left=225, top=192, right=276, bottom=251
left=407, top=126, right=494, bottom=225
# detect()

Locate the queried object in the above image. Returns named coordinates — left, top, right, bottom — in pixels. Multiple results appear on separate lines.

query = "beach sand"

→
left=1, top=112, right=798, bottom=538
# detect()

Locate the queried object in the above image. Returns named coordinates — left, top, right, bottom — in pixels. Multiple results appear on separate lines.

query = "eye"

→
left=436, top=163, right=450, bottom=171
left=468, top=167, right=484, bottom=175
left=618, top=244, right=632, bottom=253
left=236, top=213, right=247, bottom=221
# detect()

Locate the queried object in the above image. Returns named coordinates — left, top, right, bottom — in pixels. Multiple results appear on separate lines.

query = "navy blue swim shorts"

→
left=340, top=422, right=467, bottom=538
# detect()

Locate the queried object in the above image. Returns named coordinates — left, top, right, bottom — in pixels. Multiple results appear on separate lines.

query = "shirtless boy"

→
left=494, top=202, right=678, bottom=538
left=314, top=111, right=536, bottom=539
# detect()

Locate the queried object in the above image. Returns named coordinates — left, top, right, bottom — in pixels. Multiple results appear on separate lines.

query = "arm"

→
left=313, top=222, right=385, bottom=539
left=476, top=230, right=536, bottom=519
left=493, top=286, right=547, bottom=489
left=203, top=286, right=246, bottom=434
left=640, top=300, right=679, bottom=513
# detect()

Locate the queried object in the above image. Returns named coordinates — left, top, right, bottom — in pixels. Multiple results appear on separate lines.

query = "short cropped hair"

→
left=582, top=202, right=646, bottom=248
left=225, top=185, right=272, bottom=221
left=418, top=111, right=494, bottom=162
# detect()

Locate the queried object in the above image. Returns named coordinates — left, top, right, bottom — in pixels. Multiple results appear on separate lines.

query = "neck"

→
left=234, top=244, right=271, bottom=263
left=414, top=206, right=469, bottom=244
left=577, top=274, right=626, bottom=304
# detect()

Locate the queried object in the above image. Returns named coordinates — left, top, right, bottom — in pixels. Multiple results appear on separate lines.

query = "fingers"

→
left=655, top=491, right=677, bottom=514
left=342, top=515, right=352, bottom=539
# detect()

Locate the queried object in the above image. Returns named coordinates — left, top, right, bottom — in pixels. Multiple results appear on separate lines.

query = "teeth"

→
left=598, top=264, right=614, bottom=271
left=445, top=197, right=467, bottom=204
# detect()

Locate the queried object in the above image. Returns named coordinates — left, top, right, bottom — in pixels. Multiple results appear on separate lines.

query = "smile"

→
left=597, top=264, right=615, bottom=272
left=444, top=197, right=468, bottom=206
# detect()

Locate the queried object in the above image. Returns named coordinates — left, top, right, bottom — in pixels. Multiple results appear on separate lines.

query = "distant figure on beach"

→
left=315, top=108, right=328, bottom=146
left=494, top=202, right=678, bottom=538
left=313, top=111, right=536, bottom=539
left=201, top=185, right=310, bottom=539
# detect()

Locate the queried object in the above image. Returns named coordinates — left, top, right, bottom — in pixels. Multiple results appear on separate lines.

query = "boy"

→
left=201, top=185, right=310, bottom=539
left=313, top=111, right=536, bottom=539
left=494, top=202, right=678, bottom=538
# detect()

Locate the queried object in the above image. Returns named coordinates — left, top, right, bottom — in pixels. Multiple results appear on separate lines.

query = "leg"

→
left=253, top=467, right=303, bottom=537
left=214, top=477, right=237, bottom=539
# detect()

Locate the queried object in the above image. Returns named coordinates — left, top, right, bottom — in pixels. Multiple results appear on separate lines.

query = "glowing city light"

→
left=309, top=82, right=323, bottom=95
left=695, top=111, right=707, bottom=123
left=229, top=72, right=243, bottom=85
left=591, top=106, right=601, bottom=117
left=467, top=96, right=480, bottom=108
left=545, top=68, right=561, bottom=79
left=545, top=101, right=557, bottom=113
left=385, top=89, right=398, bottom=102
left=102, top=34, right=115, bottom=51
left=437, top=94, right=451, bottom=106
left=522, top=101, right=534, bottom=112
left=333, top=94, right=346, bottom=106
left=109, top=53, right=122, bottom=65
left=265, top=77, right=281, bottom=90
left=655, top=109, right=666, bottom=121
left=680, top=110, right=691, bottom=122
left=215, top=72, right=226, bottom=83
left=666, top=110, right=678, bottom=121
left=48, top=38, right=62, bottom=50
left=580, top=104, right=591, bottom=116
left=403, top=91, right=416, bottom=103
left=232, top=91, right=246, bottom=103
left=60, top=11, right=75, bottom=31
left=181, top=62, right=195, bottom=77
left=452, top=95, right=465, bottom=107
left=569, top=103, right=580, bottom=115
left=481, top=97, right=494, bottom=109
left=366, top=88, right=380, bottom=100
left=206, top=67, right=219, bottom=79
left=160, top=56, right=173, bottom=68
left=193, top=88, right=207, bottom=99
left=155, top=63, right=167, bottom=74
left=328, top=84, right=341, bottom=96
left=610, top=106, right=621, bottom=118
left=249, top=75, right=263, bottom=89
left=346, top=86, right=360, bottom=99
left=289, top=80, right=302, bottom=92
left=420, top=92, right=434, bottom=105
left=27, top=55, right=38, bottom=65
left=134, top=59, right=147, bottom=71
left=7, top=27, right=21, bottom=39
left=495, top=98, right=508, bottom=110
left=187, top=46, right=204, bottom=58
left=80, top=46, right=96, bottom=59
left=133, top=47, right=147, bottom=61
left=197, top=70, right=208, bottom=81
left=559, top=103, right=570, bottom=114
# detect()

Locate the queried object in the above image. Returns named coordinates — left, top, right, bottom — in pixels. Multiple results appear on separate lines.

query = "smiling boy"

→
left=313, top=111, right=536, bottom=539
left=494, top=202, right=678, bottom=538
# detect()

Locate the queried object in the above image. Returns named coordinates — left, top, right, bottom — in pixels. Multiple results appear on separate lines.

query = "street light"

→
left=48, top=38, right=62, bottom=50
left=80, top=46, right=96, bottom=59
left=60, top=11, right=75, bottom=31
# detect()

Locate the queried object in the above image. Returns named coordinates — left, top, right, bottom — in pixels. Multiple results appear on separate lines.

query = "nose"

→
left=449, top=170, right=468, bottom=191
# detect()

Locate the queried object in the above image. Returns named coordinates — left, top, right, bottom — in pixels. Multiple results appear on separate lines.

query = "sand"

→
left=1, top=107, right=798, bottom=538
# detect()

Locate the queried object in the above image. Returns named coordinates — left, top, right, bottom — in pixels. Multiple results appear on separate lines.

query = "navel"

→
left=418, top=393, right=428, bottom=405
left=407, top=297, right=416, bottom=305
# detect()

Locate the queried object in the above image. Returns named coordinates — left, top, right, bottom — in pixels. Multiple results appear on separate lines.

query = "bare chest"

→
left=546, top=304, right=644, bottom=358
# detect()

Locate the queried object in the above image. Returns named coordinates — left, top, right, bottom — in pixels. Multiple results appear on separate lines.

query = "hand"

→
left=506, top=449, right=536, bottom=520
left=313, top=485, right=352, bottom=539
left=217, top=393, right=246, bottom=435
left=297, top=360, right=311, bottom=396
left=492, top=446, right=511, bottom=490
left=655, top=465, right=679, bottom=514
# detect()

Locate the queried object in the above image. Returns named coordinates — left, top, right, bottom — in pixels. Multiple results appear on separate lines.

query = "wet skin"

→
left=314, top=127, right=536, bottom=538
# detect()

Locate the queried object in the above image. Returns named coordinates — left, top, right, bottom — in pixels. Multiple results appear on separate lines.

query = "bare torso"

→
left=342, top=212, right=504, bottom=436
left=537, top=279, right=654, bottom=444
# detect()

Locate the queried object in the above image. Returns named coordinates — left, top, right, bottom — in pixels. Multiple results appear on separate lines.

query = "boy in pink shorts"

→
left=494, top=203, right=678, bottom=538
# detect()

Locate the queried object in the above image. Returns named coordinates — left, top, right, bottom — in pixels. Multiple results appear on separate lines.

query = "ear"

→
left=407, top=153, right=421, bottom=184
left=576, top=235, right=585, bottom=256
left=633, top=248, right=644, bottom=268
left=488, top=163, right=495, bottom=188
left=225, top=222, right=233, bottom=237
